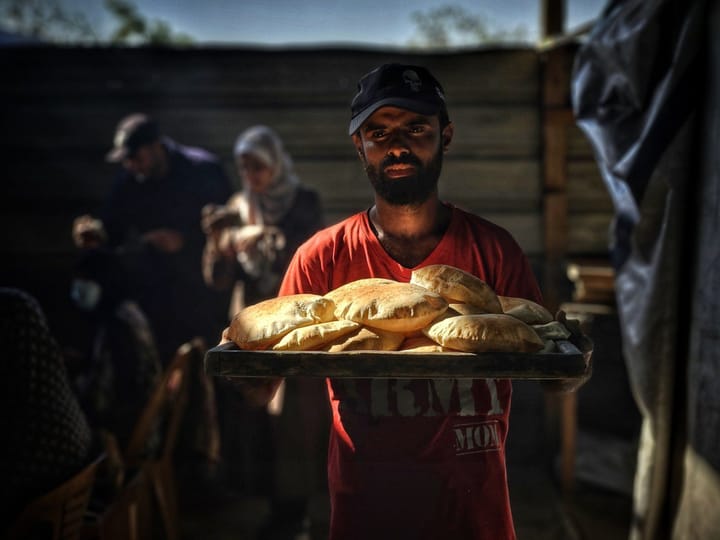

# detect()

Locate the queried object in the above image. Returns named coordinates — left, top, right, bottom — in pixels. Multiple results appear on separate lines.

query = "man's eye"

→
left=371, top=130, right=386, bottom=138
left=409, top=125, right=425, bottom=134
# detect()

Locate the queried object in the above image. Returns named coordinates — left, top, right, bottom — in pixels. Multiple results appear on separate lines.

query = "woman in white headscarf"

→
left=202, top=125, right=324, bottom=315
left=201, top=126, right=327, bottom=537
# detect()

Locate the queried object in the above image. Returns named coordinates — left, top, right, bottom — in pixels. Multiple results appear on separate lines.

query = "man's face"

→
left=121, top=141, right=166, bottom=182
left=352, top=106, right=453, bottom=206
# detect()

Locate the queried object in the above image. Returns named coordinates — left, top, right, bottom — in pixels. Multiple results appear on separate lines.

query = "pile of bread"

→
left=227, top=264, right=572, bottom=354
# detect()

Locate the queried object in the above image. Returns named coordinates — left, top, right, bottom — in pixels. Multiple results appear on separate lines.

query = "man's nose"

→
left=122, top=157, right=139, bottom=174
left=386, top=131, right=410, bottom=157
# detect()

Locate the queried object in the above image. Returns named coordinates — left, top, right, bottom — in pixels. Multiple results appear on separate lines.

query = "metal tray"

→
left=204, top=341, right=588, bottom=380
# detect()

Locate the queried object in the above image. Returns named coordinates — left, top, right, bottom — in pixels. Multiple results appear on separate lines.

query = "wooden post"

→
left=541, top=0, right=566, bottom=38
left=541, top=46, right=574, bottom=314
left=540, top=0, right=579, bottom=497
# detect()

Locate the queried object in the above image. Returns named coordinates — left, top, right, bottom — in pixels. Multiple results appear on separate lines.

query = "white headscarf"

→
left=233, top=125, right=299, bottom=226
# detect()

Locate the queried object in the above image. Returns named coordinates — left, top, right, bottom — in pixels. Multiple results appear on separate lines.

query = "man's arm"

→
left=541, top=310, right=594, bottom=393
left=225, top=240, right=324, bottom=406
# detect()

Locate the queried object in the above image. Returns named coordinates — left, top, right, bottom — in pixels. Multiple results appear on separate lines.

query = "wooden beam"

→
left=541, top=0, right=566, bottom=38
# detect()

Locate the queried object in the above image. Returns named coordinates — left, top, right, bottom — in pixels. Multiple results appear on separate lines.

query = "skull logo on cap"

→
left=402, top=69, right=422, bottom=92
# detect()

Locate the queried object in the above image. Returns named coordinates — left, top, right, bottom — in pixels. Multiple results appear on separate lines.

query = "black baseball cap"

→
left=348, top=63, right=447, bottom=135
left=106, top=113, right=160, bottom=162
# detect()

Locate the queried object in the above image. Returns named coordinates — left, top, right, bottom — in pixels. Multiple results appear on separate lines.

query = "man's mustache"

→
left=381, top=154, right=422, bottom=169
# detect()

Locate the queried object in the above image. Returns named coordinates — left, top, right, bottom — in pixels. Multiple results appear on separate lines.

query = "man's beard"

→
left=365, top=147, right=443, bottom=206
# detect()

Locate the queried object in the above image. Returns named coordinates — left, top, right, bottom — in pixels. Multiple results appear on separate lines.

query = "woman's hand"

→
left=231, top=225, right=266, bottom=253
left=201, top=204, right=241, bottom=235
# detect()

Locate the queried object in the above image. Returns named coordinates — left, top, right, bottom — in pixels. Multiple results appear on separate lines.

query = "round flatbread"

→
left=448, top=303, right=486, bottom=316
left=498, top=296, right=553, bottom=325
left=399, top=335, right=455, bottom=353
left=272, top=319, right=361, bottom=351
left=531, top=320, right=571, bottom=341
left=410, top=264, right=503, bottom=313
left=325, top=326, right=405, bottom=352
left=325, top=278, right=448, bottom=333
left=228, top=293, right=336, bottom=350
left=423, top=313, right=544, bottom=353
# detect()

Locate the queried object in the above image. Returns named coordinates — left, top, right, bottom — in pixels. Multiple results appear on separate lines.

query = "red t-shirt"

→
left=279, top=205, right=542, bottom=540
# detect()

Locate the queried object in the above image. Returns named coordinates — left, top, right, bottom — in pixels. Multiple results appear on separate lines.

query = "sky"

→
left=61, top=0, right=608, bottom=47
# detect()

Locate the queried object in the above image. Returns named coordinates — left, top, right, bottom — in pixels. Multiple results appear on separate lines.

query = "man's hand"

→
left=218, top=327, right=284, bottom=407
left=224, top=377, right=285, bottom=408
left=72, top=214, right=107, bottom=248
left=541, top=310, right=593, bottom=393
left=141, top=228, right=184, bottom=253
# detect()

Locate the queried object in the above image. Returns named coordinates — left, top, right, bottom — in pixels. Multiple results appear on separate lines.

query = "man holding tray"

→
left=241, top=63, right=581, bottom=540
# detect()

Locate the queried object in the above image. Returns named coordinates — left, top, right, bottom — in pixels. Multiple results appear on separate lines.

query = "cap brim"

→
left=105, top=147, right=127, bottom=163
left=348, top=98, right=440, bottom=135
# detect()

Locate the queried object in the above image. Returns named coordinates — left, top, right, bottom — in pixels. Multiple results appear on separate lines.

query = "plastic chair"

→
left=8, top=453, right=106, bottom=540
left=122, top=337, right=205, bottom=540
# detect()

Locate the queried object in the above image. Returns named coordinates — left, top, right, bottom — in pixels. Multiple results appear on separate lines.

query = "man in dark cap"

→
left=232, top=64, right=589, bottom=540
left=105, top=113, right=169, bottom=180
left=72, top=113, right=233, bottom=363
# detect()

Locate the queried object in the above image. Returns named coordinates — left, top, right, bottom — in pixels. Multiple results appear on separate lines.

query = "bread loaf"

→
left=423, top=313, right=544, bottom=353
left=410, top=264, right=503, bottom=313
left=498, top=296, right=553, bottom=325
left=325, top=326, right=405, bottom=352
left=272, top=319, right=361, bottom=351
left=399, top=335, right=454, bottom=353
left=228, top=293, right=336, bottom=350
left=325, top=278, right=448, bottom=333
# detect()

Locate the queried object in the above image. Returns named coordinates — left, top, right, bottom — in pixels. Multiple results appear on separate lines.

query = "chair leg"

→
left=82, top=470, right=146, bottom=540
left=128, top=500, right=138, bottom=540
left=147, top=461, right=179, bottom=540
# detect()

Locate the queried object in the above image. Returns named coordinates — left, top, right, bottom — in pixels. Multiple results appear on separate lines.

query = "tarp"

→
left=571, top=0, right=719, bottom=538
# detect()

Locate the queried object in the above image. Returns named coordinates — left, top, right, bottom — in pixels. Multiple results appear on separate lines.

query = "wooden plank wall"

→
left=0, top=45, right=611, bottom=344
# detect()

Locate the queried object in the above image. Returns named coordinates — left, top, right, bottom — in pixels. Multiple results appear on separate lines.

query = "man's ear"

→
left=441, top=122, right=454, bottom=153
left=351, top=133, right=365, bottom=162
